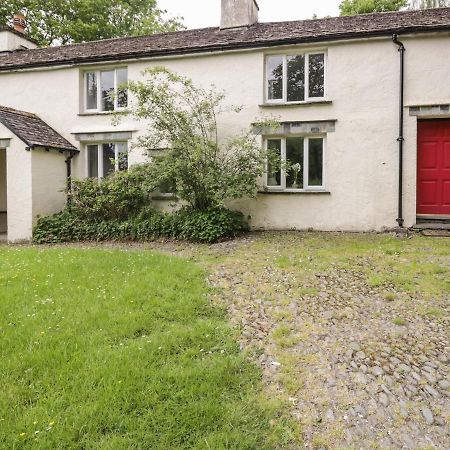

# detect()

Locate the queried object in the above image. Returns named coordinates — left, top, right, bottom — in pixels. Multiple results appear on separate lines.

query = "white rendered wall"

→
left=0, top=33, right=449, bottom=231
left=0, top=123, right=33, bottom=242
left=31, top=148, right=67, bottom=225
left=0, top=30, right=37, bottom=52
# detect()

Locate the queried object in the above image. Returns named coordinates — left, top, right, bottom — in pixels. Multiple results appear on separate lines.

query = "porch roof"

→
left=0, top=106, right=78, bottom=152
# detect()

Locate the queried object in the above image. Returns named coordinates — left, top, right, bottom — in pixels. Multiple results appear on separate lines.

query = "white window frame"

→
left=84, top=68, right=128, bottom=113
left=85, top=142, right=128, bottom=179
left=265, top=135, right=326, bottom=192
left=265, top=52, right=327, bottom=104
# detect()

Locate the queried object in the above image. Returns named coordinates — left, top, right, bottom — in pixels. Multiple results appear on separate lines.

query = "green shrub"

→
left=68, top=166, right=149, bottom=221
left=170, top=207, right=248, bottom=243
left=33, top=207, right=247, bottom=244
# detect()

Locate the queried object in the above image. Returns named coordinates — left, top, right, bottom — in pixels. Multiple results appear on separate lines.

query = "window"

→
left=86, top=142, right=128, bottom=178
left=84, top=68, right=128, bottom=112
left=266, top=137, right=324, bottom=190
left=266, top=53, right=326, bottom=103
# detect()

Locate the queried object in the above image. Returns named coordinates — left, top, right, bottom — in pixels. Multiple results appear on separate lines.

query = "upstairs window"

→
left=87, top=142, right=128, bottom=178
left=85, top=68, right=128, bottom=112
left=265, top=53, right=326, bottom=103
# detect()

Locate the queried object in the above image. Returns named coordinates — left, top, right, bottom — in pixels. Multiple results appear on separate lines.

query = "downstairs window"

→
left=87, top=142, right=128, bottom=178
left=266, top=136, right=325, bottom=191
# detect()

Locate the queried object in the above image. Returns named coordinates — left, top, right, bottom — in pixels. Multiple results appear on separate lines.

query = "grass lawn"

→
left=0, top=247, right=296, bottom=449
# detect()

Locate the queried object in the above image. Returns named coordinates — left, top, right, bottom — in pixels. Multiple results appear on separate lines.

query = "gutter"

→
left=392, top=34, right=405, bottom=228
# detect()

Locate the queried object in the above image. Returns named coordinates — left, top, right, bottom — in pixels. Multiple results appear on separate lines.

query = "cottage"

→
left=0, top=1, right=449, bottom=242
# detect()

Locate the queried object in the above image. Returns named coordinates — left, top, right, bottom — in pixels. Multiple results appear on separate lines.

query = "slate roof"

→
left=0, top=106, right=78, bottom=151
left=0, top=8, right=449, bottom=71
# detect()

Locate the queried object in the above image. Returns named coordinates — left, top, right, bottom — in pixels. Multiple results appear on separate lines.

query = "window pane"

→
left=101, top=70, right=115, bottom=111
left=267, top=139, right=282, bottom=186
left=86, top=72, right=97, bottom=110
left=308, top=138, right=324, bottom=186
left=287, top=55, right=305, bottom=102
left=309, top=54, right=325, bottom=98
left=116, top=142, right=128, bottom=171
left=159, top=179, right=176, bottom=194
left=116, top=68, right=128, bottom=108
left=286, top=138, right=304, bottom=189
left=102, top=143, right=115, bottom=177
left=87, top=145, right=98, bottom=177
left=266, top=56, right=283, bottom=101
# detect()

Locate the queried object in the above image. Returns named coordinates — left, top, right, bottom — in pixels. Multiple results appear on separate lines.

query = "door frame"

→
left=416, top=118, right=450, bottom=218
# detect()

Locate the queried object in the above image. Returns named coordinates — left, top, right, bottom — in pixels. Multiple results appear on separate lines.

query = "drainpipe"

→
left=65, top=150, right=75, bottom=207
left=392, top=34, right=405, bottom=228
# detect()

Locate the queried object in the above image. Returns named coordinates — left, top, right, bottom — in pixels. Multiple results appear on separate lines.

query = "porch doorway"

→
left=0, top=148, right=6, bottom=237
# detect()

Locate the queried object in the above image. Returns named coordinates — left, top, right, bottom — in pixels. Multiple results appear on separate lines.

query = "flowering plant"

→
left=291, top=162, right=302, bottom=188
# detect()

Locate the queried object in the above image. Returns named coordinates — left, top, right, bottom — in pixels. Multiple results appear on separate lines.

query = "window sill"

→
left=78, top=111, right=121, bottom=116
left=259, top=189, right=330, bottom=195
left=259, top=100, right=332, bottom=108
left=151, top=195, right=178, bottom=201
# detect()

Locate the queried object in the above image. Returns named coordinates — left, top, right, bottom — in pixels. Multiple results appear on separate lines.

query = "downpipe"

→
left=65, top=150, right=75, bottom=207
left=392, top=34, right=405, bottom=228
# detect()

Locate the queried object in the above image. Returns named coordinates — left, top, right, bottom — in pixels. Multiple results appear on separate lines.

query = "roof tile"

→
left=0, top=8, right=449, bottom=71
left=0, top=106, right=78, bottom=151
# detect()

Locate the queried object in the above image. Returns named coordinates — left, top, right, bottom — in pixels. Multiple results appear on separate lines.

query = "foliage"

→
left=68, top=165, right=149, bottom=221
left=0, top=247, right=297, bottom=448
left=339, top=0, right=408, bottom=15
left=0, top=0, right=183, bottom=46
left=123, top=67, right=278, bottom=211
left=168, top=207, right=248, bottom=243
left=33, top=207, right=247, bottom=244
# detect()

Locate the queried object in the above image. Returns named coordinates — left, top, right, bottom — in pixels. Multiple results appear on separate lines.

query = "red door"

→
left=417, top=119, right=450, bottom=216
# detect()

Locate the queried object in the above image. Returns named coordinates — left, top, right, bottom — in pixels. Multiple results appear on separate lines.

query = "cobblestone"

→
left=206, top=232, right=450, bottom=449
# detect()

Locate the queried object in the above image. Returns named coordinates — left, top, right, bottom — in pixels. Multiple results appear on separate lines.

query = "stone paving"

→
left=207, top=233, right=450, bottom=449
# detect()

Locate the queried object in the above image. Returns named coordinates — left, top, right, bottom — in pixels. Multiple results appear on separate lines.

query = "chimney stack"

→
left=220, top=0, right=259, bottom=29
left=13, top=13, right=26, bottom=34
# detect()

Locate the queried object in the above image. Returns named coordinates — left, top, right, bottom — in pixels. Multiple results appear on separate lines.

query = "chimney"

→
left=220, top=0, right=259, bottom=29
left=13, top=13, right=26, bottom=34
left=0, top=13, right=37, bottom=53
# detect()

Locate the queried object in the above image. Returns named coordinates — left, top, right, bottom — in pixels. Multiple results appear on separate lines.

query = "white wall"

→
left=0, top=123, right=33, bottom=242
left=31, top=148, right=67, bottom=223
left=0, top=32, right=449, bottom=231
left=0, top=30, right=37, bottom=52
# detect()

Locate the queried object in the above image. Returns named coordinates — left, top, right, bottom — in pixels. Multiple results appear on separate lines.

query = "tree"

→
left=122, top=67, right=277, bottom=211
left=409, top=0, right=449, bottom=8
left=339, top=0, right=408, bottom=15
left=0, top=0, right=183, bottom=46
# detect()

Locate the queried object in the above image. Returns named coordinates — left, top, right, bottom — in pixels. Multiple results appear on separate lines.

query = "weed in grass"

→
left=272, top=324, right=301, bottom=348
left=297, top=286, right=319, bottom=296
left=421, top=306, right=445, bottom=319
left=392, top=317, right=407, bottom=326
left=368, top=274, right=385, bottom=288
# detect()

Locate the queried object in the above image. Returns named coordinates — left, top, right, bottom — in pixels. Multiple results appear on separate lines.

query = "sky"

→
left=158, top=0, right=341, bottom=29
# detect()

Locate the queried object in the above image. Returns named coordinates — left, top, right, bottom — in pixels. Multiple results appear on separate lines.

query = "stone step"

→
left=412, top=222, right=450, bottom=230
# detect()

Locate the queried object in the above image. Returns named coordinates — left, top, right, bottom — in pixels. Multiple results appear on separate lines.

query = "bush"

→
left=68, top=166, right=149, bottom=221
left=33, top=207, right=247, bottom=244
left=170, top=207, right=248, bottom=243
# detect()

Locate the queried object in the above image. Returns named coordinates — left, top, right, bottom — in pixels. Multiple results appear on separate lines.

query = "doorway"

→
left=417, top=119, right=450, bottom=218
